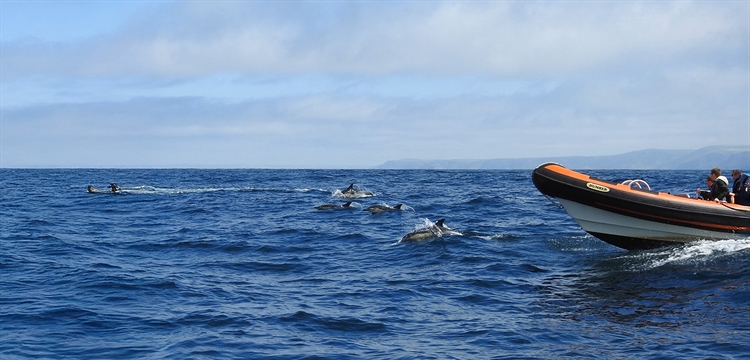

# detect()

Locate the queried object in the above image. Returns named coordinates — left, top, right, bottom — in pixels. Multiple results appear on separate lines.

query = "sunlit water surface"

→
left=1, top=169, right=748, bottom=358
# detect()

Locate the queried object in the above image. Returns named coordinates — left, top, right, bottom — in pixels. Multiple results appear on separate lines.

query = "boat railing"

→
left=621, top=179, right=651, bottom=191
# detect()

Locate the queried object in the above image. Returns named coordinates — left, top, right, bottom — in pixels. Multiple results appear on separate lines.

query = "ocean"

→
left=1, top=168, right=748, bottom=359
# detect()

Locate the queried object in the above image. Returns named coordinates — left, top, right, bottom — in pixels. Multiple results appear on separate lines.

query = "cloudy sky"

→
left=2, top=1, right=749, bottom=168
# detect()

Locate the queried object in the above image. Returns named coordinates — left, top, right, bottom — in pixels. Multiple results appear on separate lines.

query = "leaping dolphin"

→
left=337, top=184, right=374, bottom=199
left=434, top=219, right=462, bottom=236
left=399, top=219, right=462, bottom=243
left=315, top=201, right=354, bottom=210
left=363, top=203, right=403, bottom=214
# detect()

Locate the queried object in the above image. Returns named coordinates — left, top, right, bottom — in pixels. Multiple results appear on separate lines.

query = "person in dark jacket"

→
left=698, top=176, right=713, bottom=198
left=731, top=169, right=750, bottom=205
left=697, top=168, right=729, bottom=202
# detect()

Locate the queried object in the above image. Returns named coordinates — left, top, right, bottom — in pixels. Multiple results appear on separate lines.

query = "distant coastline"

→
left=376, top=145, right=750, bottom=170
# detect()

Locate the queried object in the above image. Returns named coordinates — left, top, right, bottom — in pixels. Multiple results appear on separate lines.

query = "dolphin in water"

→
left=363, top=203, right=403, bottom=214
left=399, top=219, right=462, bottom=243
left=338, top=184, right=374, bottom=199
left=87, top=184, right=121, bottom=194
left=315, top=201, right=354, bottom=210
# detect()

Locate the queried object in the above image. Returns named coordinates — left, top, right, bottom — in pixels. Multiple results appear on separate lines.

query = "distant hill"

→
left=376, top=146, right=750, bottom=170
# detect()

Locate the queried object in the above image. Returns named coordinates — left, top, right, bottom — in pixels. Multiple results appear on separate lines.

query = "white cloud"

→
left=2, top=1, right=746, bottom=78
left=1, top=1, right=748, bottom=168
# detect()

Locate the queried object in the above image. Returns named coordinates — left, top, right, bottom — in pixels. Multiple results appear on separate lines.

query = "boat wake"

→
left=620, top=238, right=750, bottom=271
left=92, top=186, right=328, bottom=195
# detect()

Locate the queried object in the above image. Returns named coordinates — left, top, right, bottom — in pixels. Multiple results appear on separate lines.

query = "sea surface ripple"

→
left=1, top=169, right=748, bottom=359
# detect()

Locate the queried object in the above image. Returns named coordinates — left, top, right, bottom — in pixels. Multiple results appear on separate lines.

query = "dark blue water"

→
left=1, top=169, right=748, bottom=359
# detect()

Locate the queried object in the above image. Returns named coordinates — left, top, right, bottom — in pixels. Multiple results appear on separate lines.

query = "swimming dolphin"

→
left=399, top=219, right=462, bottom=243
left=315, top=201, right=354, bottom=210
left=433, top=219, right=462, bottom=236
left=87, top=184, right=121, bottom=194
left=364, top=203, right=403, bottom=214
left=338, top=184, right=374, bottom=199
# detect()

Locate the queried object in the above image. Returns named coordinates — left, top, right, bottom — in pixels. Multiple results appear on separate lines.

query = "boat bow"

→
left=532, top=163, right=750, bottom=250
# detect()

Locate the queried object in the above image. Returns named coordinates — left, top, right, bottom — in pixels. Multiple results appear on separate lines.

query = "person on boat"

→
left=697, top=168, right=729, bottom=202
left=108, top=183, right=120, bottom=193
left=698, top=176, right=714, bottom=199
left=731, top=169, right=750, bottom=205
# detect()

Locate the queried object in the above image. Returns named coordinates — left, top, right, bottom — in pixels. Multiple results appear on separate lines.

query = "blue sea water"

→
left=1, top=168, right=748, bottom=359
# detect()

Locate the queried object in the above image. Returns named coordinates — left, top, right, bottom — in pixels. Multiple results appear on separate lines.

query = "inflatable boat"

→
left=532, top=163, right=750, bottom=250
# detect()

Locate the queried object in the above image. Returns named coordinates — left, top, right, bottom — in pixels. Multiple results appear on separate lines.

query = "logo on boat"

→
left=586, top=183, right=610, bottom=193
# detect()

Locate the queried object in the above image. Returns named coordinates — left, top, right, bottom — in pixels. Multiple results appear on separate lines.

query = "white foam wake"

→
left=635, top=238, right=750, bottom=270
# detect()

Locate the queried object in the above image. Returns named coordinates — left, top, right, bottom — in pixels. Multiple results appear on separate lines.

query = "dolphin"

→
left=399, top=224, right=442, bottom=242
left=434, top=219, right=462, bottom=236
left=338, top=184, right=374, bottom=199
left=364, top=203, right=403, bottom=214
left=399, top=219, right=462, bottom=243
left=87, top=185, right=121, bottom=194
left=315, top=201, right=354, bottom=210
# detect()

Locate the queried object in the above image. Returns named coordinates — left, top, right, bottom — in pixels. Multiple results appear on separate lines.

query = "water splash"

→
left=623, top=239, right=750, bottom=270
left=332, top=189, right=375, bottom=199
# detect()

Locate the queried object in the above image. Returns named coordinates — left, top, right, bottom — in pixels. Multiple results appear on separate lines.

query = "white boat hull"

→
left=558, top=199, right=746, bottom=244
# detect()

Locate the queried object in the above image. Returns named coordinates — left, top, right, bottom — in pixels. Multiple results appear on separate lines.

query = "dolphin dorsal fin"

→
left=343, top=201, right=352, bottom=207
left=435, top=219, right=445, bottom=226
left=394, top=204, right=402, bottom=209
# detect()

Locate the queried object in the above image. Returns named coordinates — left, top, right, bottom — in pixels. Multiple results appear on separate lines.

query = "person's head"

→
left=710, top=168, right=721, bottom=180
left=706, top=175, right=714, bottom=186
left=732, top=169, right=743, bottom=180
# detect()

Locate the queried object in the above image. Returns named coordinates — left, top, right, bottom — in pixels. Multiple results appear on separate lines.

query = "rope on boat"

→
left=721, top=202, right=750, bottom=213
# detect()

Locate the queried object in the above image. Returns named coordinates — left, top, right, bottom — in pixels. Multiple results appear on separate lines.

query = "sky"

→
left=1, top=1, right=749, bottom=168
